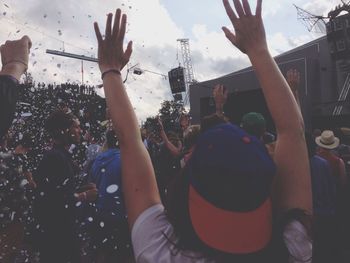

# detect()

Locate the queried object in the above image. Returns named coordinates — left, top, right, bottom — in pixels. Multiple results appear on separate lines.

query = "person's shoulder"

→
left=313, top=155, right=328, bottom=165
left=283, top=219, right=312, bottom=263
left=41, top=148, right=68, bottom=165
left=44, top=148, right=62, bottom=158
left=131, top=204, right=211, bottom=263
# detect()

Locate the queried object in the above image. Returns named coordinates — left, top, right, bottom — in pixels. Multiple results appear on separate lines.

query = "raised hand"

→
left=213, top=84, right=228, bottom=107
left=94, top=9, right=133, bottom=73
left=157, top=117, right=164, bottom=131
left=222, top=0, right=267, bottom=56
left=85, top=187, right=98, bottom=202
left=286, top=69, right=301, bottom=94
left=0, top=35, right=32, bottom=80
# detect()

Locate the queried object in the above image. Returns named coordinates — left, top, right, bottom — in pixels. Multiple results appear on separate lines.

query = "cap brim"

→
left=315, top=137, right=340, bottom=149
left=189, top=185, right=272, bottom=254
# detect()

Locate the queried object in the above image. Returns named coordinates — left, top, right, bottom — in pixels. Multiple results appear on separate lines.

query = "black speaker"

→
left=173, top=93, right=183, bottom=101
left=168, top=67, right=186, bottom=94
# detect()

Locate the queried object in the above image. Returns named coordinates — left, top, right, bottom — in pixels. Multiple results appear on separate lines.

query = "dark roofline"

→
left=195, top=35, right=327, bottom=85
left=275, top=35, right=327, bottom=58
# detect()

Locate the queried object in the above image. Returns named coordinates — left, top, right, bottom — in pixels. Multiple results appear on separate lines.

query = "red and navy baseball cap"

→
left=187, top=123, right=275, bottom=254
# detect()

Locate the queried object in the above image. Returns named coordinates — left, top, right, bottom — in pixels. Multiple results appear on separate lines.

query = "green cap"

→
left=241, top=112, right=266, bottom=138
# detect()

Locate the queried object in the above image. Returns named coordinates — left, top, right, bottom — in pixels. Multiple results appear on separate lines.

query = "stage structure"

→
left=168, top=39, right=196, bottom=105
left=189, top=2, right=350, bottom=130
left=46, top=50, right=167, bottom=86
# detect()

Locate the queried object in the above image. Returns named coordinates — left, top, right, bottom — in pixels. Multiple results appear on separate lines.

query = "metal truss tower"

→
left=294, top=1, right=350, bottom=34
left=294, top=4, right=327, bottom=34
left=177, top=38, right=195, bottom=105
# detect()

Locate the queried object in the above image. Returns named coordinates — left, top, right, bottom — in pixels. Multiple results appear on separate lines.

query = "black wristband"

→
left=101, top=69, right=121, bottom=80
left=0, top=75, right=19, bottom=84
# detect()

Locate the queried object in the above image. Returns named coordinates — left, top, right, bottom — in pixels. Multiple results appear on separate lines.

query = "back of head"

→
left=45, top=110, right=75, bottom=142
left=167, top=131, right=180, bottom=146
left=201, top=113, right=229, bottom=133
left=167, top=123, right=277, bottom=261
left=89, top=126, right=104, bottom=144
left=241, top=112, right=266, bottom=139
left=183, top=125, right=201, bottom=150
left=106, top=129, right=119, bottom=149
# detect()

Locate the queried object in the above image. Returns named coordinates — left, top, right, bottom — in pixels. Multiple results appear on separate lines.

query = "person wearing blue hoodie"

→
left=89, top=129, right=133, bottom=262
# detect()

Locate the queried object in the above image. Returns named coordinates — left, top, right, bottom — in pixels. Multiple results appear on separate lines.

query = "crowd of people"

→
left=1, top=0, right=350, bottom=262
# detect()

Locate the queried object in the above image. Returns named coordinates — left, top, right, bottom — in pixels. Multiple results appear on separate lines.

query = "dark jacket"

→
left=33, top=144, right=80, bottom=263
left=0, top=75, right=19, bottom=139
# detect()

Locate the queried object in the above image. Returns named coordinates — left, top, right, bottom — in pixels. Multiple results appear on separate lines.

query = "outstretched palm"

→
left=94, top=9, right=133, bottom=73
left=222, top=0, right=267, bottom=56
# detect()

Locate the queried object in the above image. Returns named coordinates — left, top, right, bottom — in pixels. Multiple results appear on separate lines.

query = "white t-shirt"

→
left=132, top=204, right=312, bottom=263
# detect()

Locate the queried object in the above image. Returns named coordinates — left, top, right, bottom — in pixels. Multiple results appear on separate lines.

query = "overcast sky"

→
left=0, top=0, right=345, bottom=121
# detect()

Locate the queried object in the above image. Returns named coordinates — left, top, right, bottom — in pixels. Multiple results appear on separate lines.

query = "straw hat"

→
left=315, top=130, right=340, bottom=149
left=340, top=127, right=350, bottom=136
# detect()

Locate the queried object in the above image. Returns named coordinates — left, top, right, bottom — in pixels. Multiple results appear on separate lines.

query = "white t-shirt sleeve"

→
left=283, top=220, right=313, bottom=263
left=132, top=205, right=312, bottom=263
left=131, top=204, right=211, bottom=263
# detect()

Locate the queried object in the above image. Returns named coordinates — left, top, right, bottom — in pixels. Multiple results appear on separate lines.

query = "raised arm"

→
left=286, top=69, right=301, bottom=108
left=158, top=118, right=182, bottom=157
left=94, top=10, right=160, bottom=227
left=222, top=0, right=312, bottom=214
left=213, top=84, right=228, bottom=117
left=0, top=36, right=32, bottom=139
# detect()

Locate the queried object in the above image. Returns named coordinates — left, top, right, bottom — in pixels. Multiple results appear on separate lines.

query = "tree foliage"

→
left=143, top=100, right=186, bottom=135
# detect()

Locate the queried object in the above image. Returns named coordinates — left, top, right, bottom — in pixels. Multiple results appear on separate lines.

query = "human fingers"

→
left=213, top=84, right=220, bottom=96
left=219, top=84, right=224, bottom=95
left=222, top=26, right=237, bottom=46
left=294, top=70, right=300, bottom=82
left=94, top=22, right=103, bottom=44
left=233, top=0, right=246, bottom=18
left=291, top=69, right=297, bottom=79
left=242, top=0, right=252, bottom=16
left=105, top=13, right=113, bottom=40
left=124, top=41, right=133, bottom=62
left=117, top=13, right=127, bottom=45
left=21, top=35, right=32, bottom=50
left=112, top=9, right=121, bottom=41
left=256, top=0, right=262, bottom=17
left=223, top=0, right=238, bottom=24
left=223, top=86, right=229, bottom=97
left=214, top=83, right=221, bottom=91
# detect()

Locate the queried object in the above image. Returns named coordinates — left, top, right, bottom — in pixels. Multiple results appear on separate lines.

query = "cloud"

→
left=302, top=0, right=345, bottom=17
left=0, top=0, right=182, bottom=121
left=0, top=0, right=342, bottom=121
left=190, top=24, right=250, bottom=79
left=267, top=32, right=314, bottom=56
left=261, top=0, right=283, bottom=17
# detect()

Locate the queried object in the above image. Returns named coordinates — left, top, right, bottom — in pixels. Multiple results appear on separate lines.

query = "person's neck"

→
left=319, top=147, right=329, bottom=153
left=53, top=139, right=70, bottom=151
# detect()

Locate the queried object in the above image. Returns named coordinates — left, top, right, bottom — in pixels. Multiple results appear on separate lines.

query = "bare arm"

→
left=0, top=36, right=32, bottom=81
left=0, top=36, right=32, bottom=138
left=286, top=69, right=301, bottom=108
left=94, top=10, right=160, bottom=227
left=213, top=84, right=228, bottom=117
left=158, top=118, right=182, bottom=157
left=222, top=0, right=312, bottom=214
